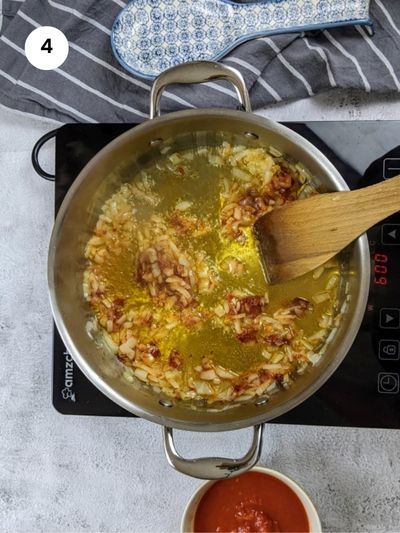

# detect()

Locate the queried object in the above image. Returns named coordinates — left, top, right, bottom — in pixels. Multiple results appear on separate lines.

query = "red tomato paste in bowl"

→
left=193, top=471, right=310, bottom=533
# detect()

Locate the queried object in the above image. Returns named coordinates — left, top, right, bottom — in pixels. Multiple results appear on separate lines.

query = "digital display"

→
left=373, top=253, right=389, bottom=286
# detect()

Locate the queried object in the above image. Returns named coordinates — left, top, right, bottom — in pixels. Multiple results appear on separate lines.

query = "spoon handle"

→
left=333, top=174, right=400, bottom=236
left=354, top=173, right=400, bottom=219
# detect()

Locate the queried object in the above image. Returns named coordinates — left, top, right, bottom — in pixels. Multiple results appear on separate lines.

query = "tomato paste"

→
left=194, top=471, right=310, bottom=533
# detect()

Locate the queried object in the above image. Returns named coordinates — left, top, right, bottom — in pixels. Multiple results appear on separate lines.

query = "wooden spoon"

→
left=254, top=174, right=400, bottom=284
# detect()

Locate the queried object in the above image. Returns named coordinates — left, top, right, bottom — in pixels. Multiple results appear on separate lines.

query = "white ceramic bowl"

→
left=181, top=466, right=322, bottom=533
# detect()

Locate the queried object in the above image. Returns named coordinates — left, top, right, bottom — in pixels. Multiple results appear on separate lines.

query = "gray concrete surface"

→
left=0, top=90, right=400, bottom=532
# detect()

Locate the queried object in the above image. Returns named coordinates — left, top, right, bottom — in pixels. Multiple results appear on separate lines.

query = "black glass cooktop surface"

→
left=53, top=121, right=400, bottom=429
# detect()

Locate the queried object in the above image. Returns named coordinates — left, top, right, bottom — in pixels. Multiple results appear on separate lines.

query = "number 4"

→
left=41, top=38, right=53, bottom=53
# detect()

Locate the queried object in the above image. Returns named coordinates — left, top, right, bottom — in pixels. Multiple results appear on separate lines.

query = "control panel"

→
left=365, top=151, right=400, bottom=396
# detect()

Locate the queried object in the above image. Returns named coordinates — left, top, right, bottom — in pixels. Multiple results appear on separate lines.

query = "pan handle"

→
left=150, top=60, right=251, bottom=119
left=31, top=128, right=60, bottom=181
left=163, top=424, right=263, bottom=480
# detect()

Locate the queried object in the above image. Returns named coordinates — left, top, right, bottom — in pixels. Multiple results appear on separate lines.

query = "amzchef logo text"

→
left=61, top=351, right=76, bottom=402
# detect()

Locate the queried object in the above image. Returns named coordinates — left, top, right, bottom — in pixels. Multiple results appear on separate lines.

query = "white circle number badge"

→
left=25, top=27, right=69, bottom=70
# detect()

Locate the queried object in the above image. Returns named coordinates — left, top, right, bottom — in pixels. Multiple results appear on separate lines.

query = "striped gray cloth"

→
left=0, top=0, right=399, bottom=123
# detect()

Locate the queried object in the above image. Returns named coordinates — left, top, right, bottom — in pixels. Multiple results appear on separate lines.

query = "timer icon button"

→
left=381, top=224, right=400, bottom=245
left=379, top=308, right=400, bottom=329
left=378, top=373, right=400, bottom=394
left=379, top=339, right=400, bottom=360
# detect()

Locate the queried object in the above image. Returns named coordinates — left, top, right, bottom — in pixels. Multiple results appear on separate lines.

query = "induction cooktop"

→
left=47, top=121, right=400, bottom=429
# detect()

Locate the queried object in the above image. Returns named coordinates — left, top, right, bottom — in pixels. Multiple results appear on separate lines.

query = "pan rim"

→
left=48, top=109, right=370, bottom=431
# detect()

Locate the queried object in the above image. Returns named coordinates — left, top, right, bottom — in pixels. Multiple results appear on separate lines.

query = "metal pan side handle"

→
left=150, top=60, right=251, bottom=119
left=31, top=128, right=60, bottom=181
left=163, top=424, right=263, bottom=480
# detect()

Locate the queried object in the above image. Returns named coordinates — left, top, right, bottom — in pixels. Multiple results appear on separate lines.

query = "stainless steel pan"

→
left=48, top=61, right=370, bottom=479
